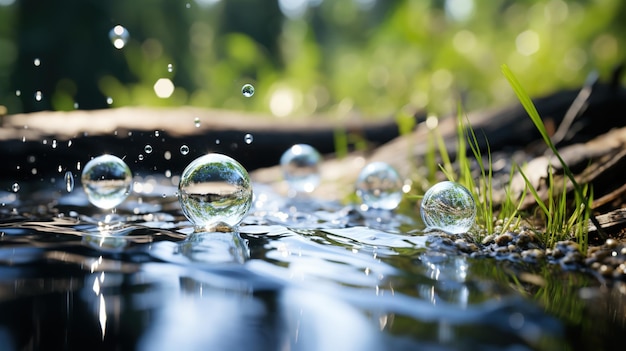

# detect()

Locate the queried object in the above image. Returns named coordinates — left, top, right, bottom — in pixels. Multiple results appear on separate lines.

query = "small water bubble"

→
left=154, top=130, right=160, bottom=137
left=33, top=58, right=40, bottom=67
left=280, top=144, right=321, bottom=193
left=164, top=151, right=172, bottom=160
left=57, top=165, right=63, bottom=173
left=185, top=2, right=191, bottom=9
left=138, top=154, right=144, bottom=161
left=167, top=63, right=173, bottom=72
left=68, top=140, right=72, bottom=147
left=420, top=181, right=476, bottom=234
left=34, top=91, right=42, bottom=102
left=15, top=90, right=21, bottom=97
left=180, top=145, right=190, bottom=155
left=21, top=136, right=26, bottom=143
left=65, top=171, right=74, bottom=192
left=109, top=25, right=129, bottom=49
left=51, top=139, right=57, bottom=149
left=355, top=162, right=403, bottom=210
left=194, top=117, right=200, bottom=128
left=178, top=153, right=253, bottom=232
left=244, top=133, right=253, bottom=144
left=144, top=145, right=153, bottom=154
left=11, top=183, right=19, bottom=193
left=106, top=97, right=113, bottom=105
left=215, top=139, right=220, bottom=145
left=164, top=169, right=171, bottom=178
left=81, top=154, right=132, bottom=209
left=241, top=84, right=255, bottom=97
left=73, top=102, right=79, bottom=109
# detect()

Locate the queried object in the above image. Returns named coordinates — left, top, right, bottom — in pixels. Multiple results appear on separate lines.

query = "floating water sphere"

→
left=65, top=171, right=74, bottom=193
left=180, top=145, right=190, bottom=155
left=355, top=162, right=403, bottom=210
left=280, top=144, right=321, bottom=193
left=81, top=155, right=132, bottom=209
left=178, top=153, right=253, bottom=232
left=244, top=133, right=253, bottom=145
left=420, top=181, right=476, bottom=234
left=241, top=84, right=255, bottom=97
left=144, top=145, right=153, bottom=154
left=109, top=25, right=129, bottom=49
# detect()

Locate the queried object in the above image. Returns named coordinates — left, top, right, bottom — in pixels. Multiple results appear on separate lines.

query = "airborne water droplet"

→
left=106, top=97, right=113, bottom=105
left=194, top=117, right=200, bottom=128
left=15, top=90, right=21, bottom=97
left=178, top=153, right=253, bottom=232
left=420, top=181, right=476, bottom=234
left=280, top=144, right=321, bottom=194
left=167, top=64, right=173, bottom=73
left=11, top=183, right=19, bottom=193
left=81, top=154, right=132, bottom=209
left=241, top=84, right=255, bottom=97
left=355, top=162, right=403, bottom=210
left=180, top=145, right=190, bottom=155
left=34, top=91, right=42, bottom=102
left=144, top=145, right=153, bottom=154
left=33, top=58, right=40, bottom=67
left=244, top=133, right=253, bottom=144
left=65, top=171, right=74, bottom=193
left=109, top=25, right=129, bottom=49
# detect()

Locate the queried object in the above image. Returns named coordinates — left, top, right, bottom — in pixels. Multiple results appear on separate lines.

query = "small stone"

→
left=481, top=234, right=495, bottom=245
left=507, top=244, right=517, bottom=252
left=495, top=233, right=513, bottom=246
left=516, top=232, right=531, bottom=247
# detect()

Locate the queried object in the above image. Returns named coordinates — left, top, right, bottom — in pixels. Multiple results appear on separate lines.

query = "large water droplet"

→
left=241, top=84, right=255, bottom=97
left=65, top=171, right=74, bottom=193
left=280, top=144, right=321, bottom=193
left=178, top=153, right=253, bottom=232
left=81, top=155, right=132, bottom=209
left=109, top=25, right=129, bottom=49
left=144, top=145, right=153, bottom=154
left=355, top=162, right=403, bottom=210
left=420, top=181, right=476, bottom=234
left=180, top=145, right=190, bottom=155
left=244, top=133, right=253, bottom=145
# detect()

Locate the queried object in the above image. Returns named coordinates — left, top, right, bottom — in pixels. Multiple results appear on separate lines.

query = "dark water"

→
left=0, top=178, right=624, bottom=351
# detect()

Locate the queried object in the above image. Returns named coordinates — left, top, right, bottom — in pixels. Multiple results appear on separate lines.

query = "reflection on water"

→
left=0, top=178, right=624, bottom=350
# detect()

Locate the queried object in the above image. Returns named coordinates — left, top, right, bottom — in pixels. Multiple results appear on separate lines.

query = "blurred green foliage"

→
left=0, top=0, right=624, bottom=119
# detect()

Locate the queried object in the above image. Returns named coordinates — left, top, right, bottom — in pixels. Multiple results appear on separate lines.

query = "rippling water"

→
left=0, top=177, right=624, bottom=351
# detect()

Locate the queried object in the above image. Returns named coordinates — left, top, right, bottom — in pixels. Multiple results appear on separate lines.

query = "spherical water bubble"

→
left=15, top=90, right=21, bottom=97
left=11, top=183, right=19, bottom=193
left=355, top=162, right=403, bottom=210
left=244, top=133, right=253, bottom=144
left=178, top=153, right=253, bottom=232
left=34, top=91, right=42, bottom=102
left=180, top=145, right=190, bottom=155
left=420, top=181, right=476, bottom=234
left=280, top=144, right=321, bottom=193
left=144, top=145, right=153, bottom=154
left=241, top=84, right=255, bottom=97
left=65, top=171, right=74, bottom=192
left=81, top=154, right=132, bottom=209
left=109, top=25, right=129, bottom=49
left=194, top=117, right=200, bottom=128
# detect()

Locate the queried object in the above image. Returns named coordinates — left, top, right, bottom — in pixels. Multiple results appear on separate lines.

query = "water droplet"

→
left=15, top=90, right=21, bottom=96
left=106, top=97, right=113, bottom=105
left=144, top=145, right=153, bottom=154
left=280, top=144, right=321, bottom=193
left=244, top=133, right=253, bottom=144
left=241, top=84, right=255, bottom=97
left=167, top=63, right=173, bottom=72
left=355, top=162, right=403, bottom=210
left=215, top=139, right=220, bottom=145
left=180, top=145, right=190, bottom=155
left=51, top=139, right=57, bottom=149
left=154, top=130, right=160, bottom=137
left=164, top=151, right=172, bottom=160
left=138, top=154, right=144, bottom=161
left=185, top=2, right=191, bottom=9
left=58, top=165, right=63, bottom=173
left=194, top=117, right=200, bottom=128
left=420, top=181, right=476, bottom=234
left=33, top=58, right=40, bottom=67
left=65, top=171, right=74, bottom=192
left=34, top=91, right=42, bottom=102
left=73, top=102, right=79, bottom=109
left=81, top=154, right=133, bottom=209
left=109, top=25, right=129, bottom=49
left=178, top=153, right=253, bottom=232
left=11, top=183, right=19, bottom=193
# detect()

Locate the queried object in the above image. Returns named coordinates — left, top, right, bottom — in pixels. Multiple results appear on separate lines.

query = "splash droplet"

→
left=241, top=84, right=255, bottom=98
left=178, top=153, right=253, bottom=232
left=194, top=117, right=200, bottom=128
left=109, top=25, right=130, bottom=49
left=65, top=171, right=74, bottom=193
left=167, top=64, right=173, bottom=73
left=34, top=91, right=42, bottom=102
left=81, top=154, right=132, bottom=209
left=15, top=90, right=21, bottom=97
left=138, top=154, right=144, bottom=161
left=180, top=145, right=190, bottom=155
left=355, top=162, right=403, bottom=210
left=420, top=181, right=476, bottom=234
left=33, top=58, right=40, bottom=67
left=244, top=133, right=253, bottom=144
left=144, top=145, right=153, bottom=154
left=11, top=183, right=19, bottom=193
left=280, top=144, right=321, bottom=193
